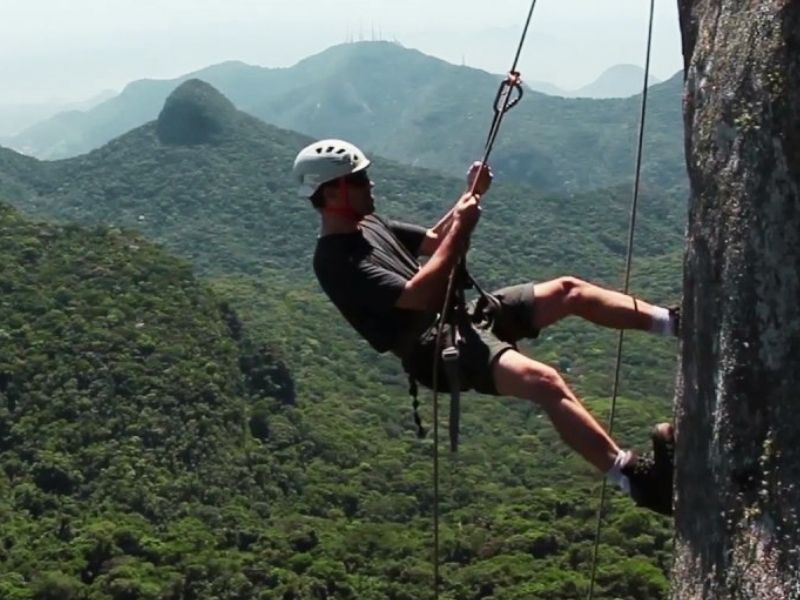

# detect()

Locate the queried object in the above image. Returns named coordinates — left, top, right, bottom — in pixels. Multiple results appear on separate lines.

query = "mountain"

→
left=0, top=83, right=680, bottom=598
left=0, top=79, right=683, bottom=400
left=0, top=201, right=300, bottom=597
left=6, top=79, right=174, bottom=160
left=7, top=42, right=686, bottom=197
left=1, top=79, right=321, bottom=277
left=0, top=79, right=684, bottom=291
left=155, top=78, right=242, bottom=145
left=526, top=80, right=569, bottom=96
left=0, top=200, right=674, bottom=599
left=518, top=65, right=666, bottom=99
left=0, top=90, right=116, bottom=138
left=572, top=64, right=663, bottom=99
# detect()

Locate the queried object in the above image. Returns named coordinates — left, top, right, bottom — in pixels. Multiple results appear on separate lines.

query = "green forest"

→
left=1, top=72, right=684, bottom=599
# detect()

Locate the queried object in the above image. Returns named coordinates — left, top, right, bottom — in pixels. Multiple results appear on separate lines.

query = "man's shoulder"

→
left=314, top=236, right=345, bottom=266
left=313, top=233, right=363, bottom=278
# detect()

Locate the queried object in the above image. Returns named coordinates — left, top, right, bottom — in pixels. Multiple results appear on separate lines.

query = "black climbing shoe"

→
left=669, top=305, right=681, bottom=337
left=622, top=423, right=675, bottom=516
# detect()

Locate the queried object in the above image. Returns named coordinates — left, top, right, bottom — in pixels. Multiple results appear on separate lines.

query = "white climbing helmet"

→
left=292, top=139, right=371, bottom=198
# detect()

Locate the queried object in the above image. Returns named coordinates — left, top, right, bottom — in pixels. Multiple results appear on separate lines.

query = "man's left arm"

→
left=418, top=213, right=454, bottom=257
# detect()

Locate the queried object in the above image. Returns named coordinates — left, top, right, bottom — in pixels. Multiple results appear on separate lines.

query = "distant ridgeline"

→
left=6, top=41, right=685, bottom=197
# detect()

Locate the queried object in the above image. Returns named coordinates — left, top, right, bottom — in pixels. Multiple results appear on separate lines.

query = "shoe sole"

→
left=651, top=422, right=675, bottom=515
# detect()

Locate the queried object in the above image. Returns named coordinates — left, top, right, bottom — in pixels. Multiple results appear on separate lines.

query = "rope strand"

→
left=586, top=1, right=656, bottom=598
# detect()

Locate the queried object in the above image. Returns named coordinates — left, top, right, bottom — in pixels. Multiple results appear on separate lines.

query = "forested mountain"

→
left=0, top=199, right=674, bottom=599
left=0, top=79, right=684, bottom=287
left=0, top=202, right=300, bottom=598
left=0, top=81, right=683, bottom=598
left=0, top=78, right=684, bottom=397
left=8, top=42, right=684, bottom=197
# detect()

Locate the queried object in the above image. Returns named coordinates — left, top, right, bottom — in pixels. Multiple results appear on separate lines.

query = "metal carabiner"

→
left=494, top=71, right=524, bottom=115
left=485, top=71, right=524, bottom=149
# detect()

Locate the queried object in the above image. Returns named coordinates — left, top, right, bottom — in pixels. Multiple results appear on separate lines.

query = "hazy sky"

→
left=2, top=0, right=684, bottom=105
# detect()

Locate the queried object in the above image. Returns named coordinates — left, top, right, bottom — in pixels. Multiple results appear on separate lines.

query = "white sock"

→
left=649, top=306, right=674, bottom=336
left=606, top=450, right=633, bottom=495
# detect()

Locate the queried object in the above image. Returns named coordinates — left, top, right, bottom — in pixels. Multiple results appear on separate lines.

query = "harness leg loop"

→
left=441, top=343, right=461, bottom=453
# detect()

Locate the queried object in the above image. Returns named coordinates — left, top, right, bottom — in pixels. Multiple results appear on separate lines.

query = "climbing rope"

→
left=428, top=1, right=538, bottom=597
left=587, top=1, right=657, bottom=599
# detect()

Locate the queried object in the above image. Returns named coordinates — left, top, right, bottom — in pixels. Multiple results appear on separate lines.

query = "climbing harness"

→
left=408, top=268, right=492, bottom=452
left=587, top=1, right=657, bottom=599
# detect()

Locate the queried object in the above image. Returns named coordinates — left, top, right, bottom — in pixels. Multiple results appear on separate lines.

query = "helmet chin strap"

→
left=322, top=179, right=362, bottom=222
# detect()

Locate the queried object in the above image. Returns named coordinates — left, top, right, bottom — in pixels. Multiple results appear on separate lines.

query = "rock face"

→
left=156, top=78, right=239, bottom=145
left=674, top=2, right=800, bottom=599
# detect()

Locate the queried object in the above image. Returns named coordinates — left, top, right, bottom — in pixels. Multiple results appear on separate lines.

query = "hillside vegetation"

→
left=0, top=80, right=683, bottom=599
left=0, top=202, right=302, bottom=598
left=0, top=203, right=674, bottom=598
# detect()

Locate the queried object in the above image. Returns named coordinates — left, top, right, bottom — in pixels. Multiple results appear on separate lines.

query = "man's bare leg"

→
left=492, top=349, right=618, bottom=472
left=532, top=276, right=675, bottom=332
left=491, top=348, right=676, bottom=514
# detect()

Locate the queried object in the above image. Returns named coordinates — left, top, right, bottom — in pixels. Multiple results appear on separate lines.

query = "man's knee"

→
left=536, top=275, right=588, bottom=310
left=519, top=363, right=571, bottom=406
left=494, top=351, right=574, bottom=405
left=555, top=276, right=588, bottom=308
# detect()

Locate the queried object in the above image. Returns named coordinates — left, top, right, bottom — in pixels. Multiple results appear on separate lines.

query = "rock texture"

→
left=674, top=2, right=800, bottom=599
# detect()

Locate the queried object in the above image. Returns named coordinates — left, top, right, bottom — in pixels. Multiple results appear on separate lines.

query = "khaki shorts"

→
left=401, top=283, right=539, bottom=395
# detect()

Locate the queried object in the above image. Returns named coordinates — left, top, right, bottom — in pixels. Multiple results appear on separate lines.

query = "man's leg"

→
left=492, top=348, right=619, bottom=472
left=531, top=276, right=676, bottom=333
left=492, top=348, right=675, bottom=514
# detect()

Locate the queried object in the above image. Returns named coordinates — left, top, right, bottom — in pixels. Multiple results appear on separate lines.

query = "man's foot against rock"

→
left=669, top=305, right=681, bottom=337
left=622, top=423, right=675, bottom=516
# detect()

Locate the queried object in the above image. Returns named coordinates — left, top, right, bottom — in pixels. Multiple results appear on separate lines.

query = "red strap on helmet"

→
left=322, top=178, right=362, bottom=221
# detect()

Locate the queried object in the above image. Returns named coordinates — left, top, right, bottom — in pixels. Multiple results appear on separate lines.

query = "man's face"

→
left=341, top=170, right=374, bottom=216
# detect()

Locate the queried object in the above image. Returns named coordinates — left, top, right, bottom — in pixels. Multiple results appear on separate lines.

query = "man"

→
left=293, top=139, right=677, bottom=515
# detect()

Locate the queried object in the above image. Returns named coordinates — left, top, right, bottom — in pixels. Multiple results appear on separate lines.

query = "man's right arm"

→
left=417, top=163, right=492, bottom=257
left=394, top=193, right=481, bottom=311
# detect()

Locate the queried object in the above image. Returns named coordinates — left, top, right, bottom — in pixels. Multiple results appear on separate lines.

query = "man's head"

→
left=292, top=139, right=374, bottom=220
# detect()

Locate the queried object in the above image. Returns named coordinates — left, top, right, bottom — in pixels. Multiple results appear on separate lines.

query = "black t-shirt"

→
left=314, top=214, right=435, bottom=353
